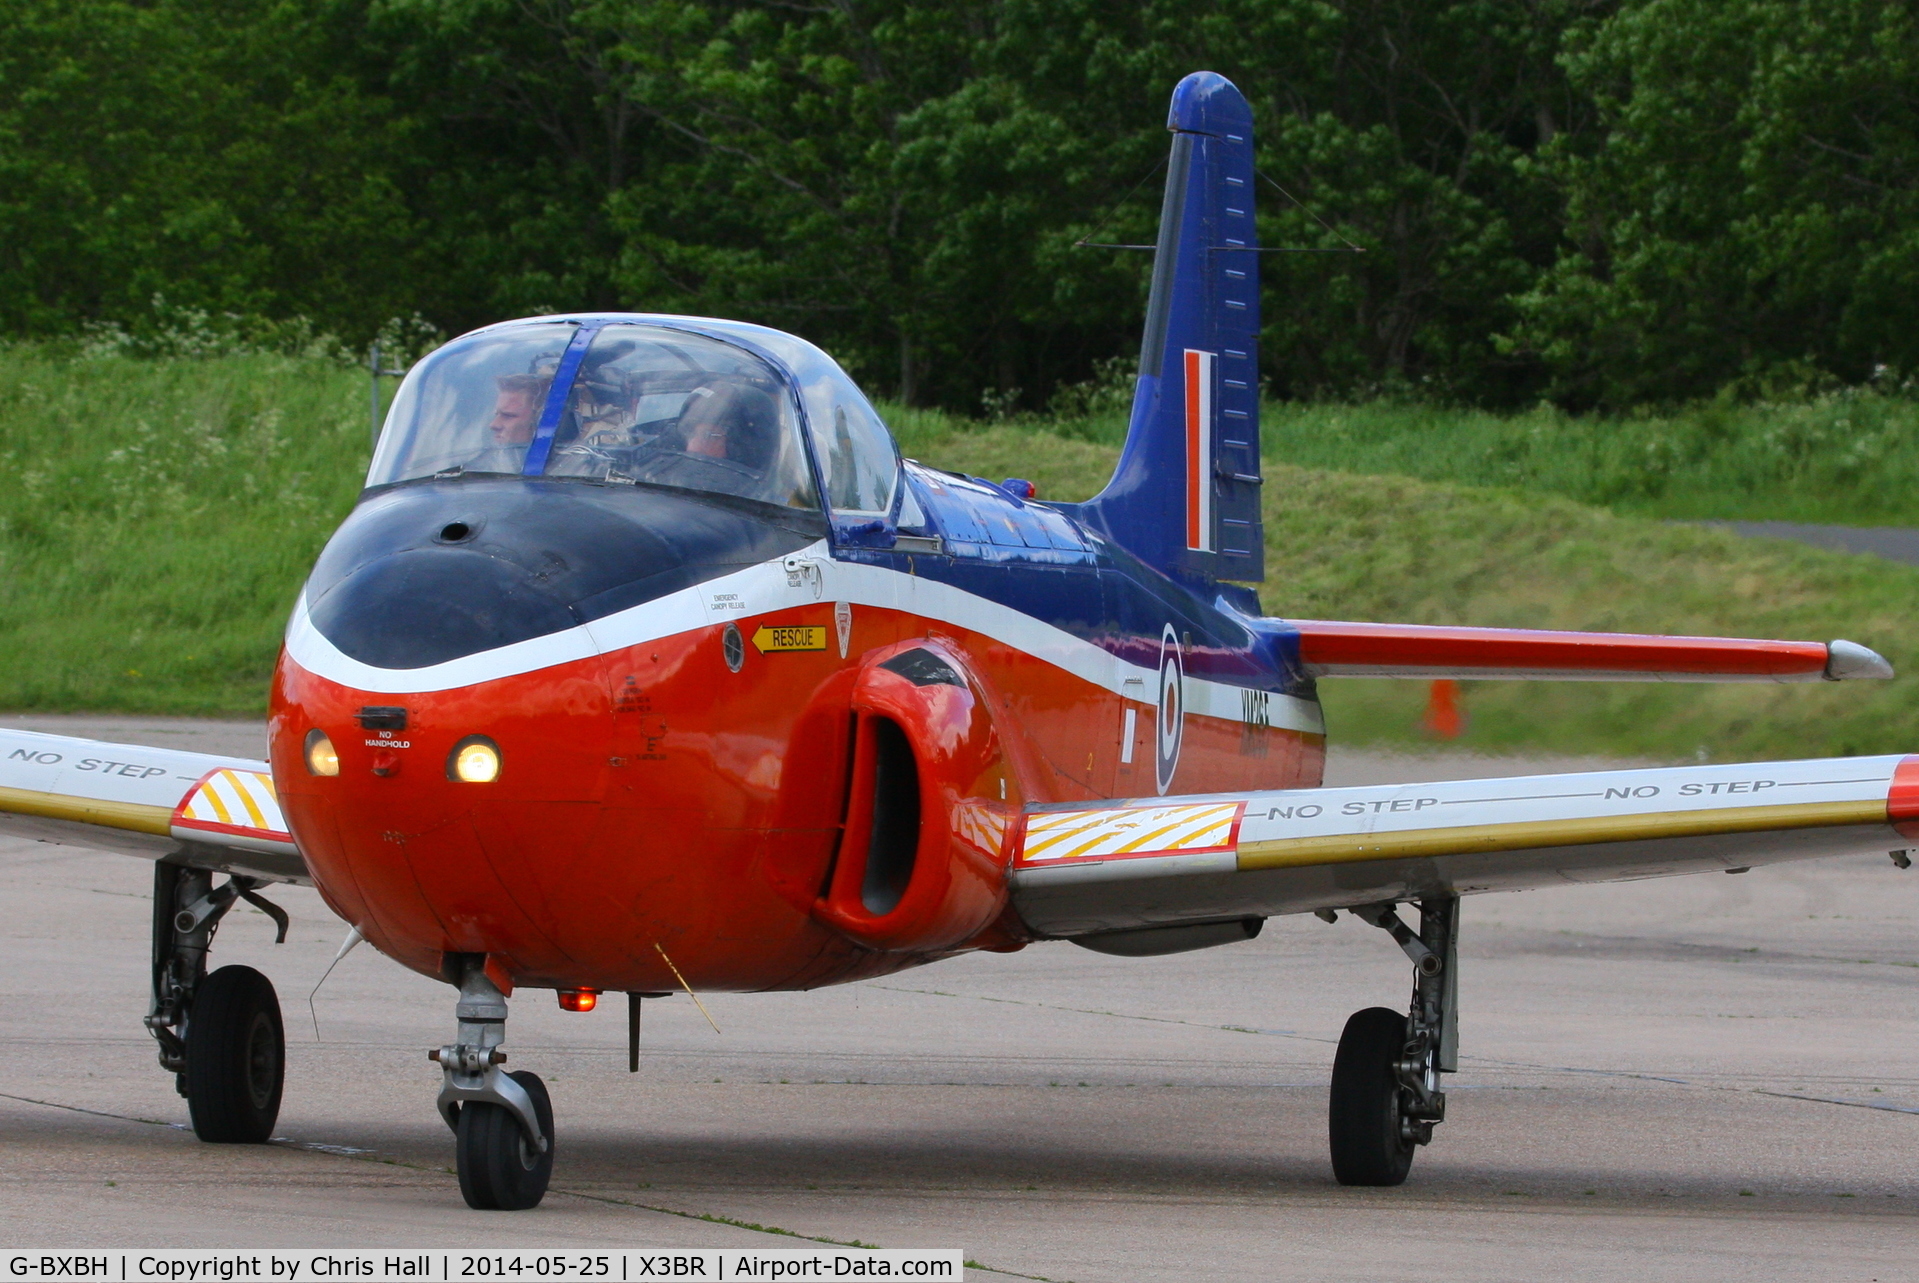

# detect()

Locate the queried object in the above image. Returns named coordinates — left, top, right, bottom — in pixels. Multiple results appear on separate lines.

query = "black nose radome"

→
left=303, top=477, right=822, bottom=670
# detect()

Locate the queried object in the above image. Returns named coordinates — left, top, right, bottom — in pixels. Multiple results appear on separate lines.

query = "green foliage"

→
left=1263, top=389, right=1919, bottom=524
left=0, top=0, right=1604, bottom=407
left=901, top=418, right=1919, bottom=761
left=598, top=0, right=1585, bottom=405
left=0, top=0, right=427, bottom=338
left=1512, top=0, right=1919, bottom=406
left=1259, top=466, right=1919, bottom=761
left=11, top=0, right=1919, bottom=408
left=1, top=350, right=1914, bottom=765
left=0, top=348, right=369, bottom=713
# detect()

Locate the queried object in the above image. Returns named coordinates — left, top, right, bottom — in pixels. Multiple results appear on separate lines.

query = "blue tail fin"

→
left=1081, top=71, right=1262, bottom=585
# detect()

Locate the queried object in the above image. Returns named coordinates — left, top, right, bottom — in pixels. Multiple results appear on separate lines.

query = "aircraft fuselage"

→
left=271, top=457, right=1324, bottom=995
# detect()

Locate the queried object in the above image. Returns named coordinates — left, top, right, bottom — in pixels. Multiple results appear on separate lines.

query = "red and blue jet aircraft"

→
left=2, top=72, right=1910, bottom=1209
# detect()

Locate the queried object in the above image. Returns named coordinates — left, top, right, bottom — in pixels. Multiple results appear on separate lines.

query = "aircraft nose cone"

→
left=300, top=477, right=821, bottom=670
left=309, top=546, right=577, bottom=669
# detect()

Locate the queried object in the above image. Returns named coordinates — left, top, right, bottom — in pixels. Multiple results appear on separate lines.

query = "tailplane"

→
left=1081, top=71, right=1263, bottom=585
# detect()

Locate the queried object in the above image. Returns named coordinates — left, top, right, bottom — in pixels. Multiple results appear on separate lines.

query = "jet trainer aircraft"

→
left=2, top=72, right=1910, bottom=1210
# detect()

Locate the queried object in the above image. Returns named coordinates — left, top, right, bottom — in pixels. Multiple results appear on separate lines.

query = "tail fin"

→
left=1081, top=71, right=1262, bottom=585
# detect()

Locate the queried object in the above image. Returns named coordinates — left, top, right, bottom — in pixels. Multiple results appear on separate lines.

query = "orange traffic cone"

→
left=1422, top=679, right=1464, bottom=740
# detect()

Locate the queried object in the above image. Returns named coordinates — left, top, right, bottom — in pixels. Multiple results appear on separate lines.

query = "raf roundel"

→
left=1156, top=624, right=1185, bottom=795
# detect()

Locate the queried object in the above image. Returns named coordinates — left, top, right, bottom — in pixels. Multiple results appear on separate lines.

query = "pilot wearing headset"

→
left=675, top=381, right=777, bottom=469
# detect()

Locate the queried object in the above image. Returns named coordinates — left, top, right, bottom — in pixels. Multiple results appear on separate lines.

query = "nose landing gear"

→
left=1329, top=895, right=1459, bottom=1186
left=434, top=958, right=554, bottom=1210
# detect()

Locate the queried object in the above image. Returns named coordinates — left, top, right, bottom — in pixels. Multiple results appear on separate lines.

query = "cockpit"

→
left=367, top=317, right=902, bottom=521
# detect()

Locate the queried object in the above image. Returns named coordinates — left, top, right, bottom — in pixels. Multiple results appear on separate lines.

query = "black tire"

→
left=1328, top=1006, right=1415, bottom=1186
left=456, top=1070, right=554, bottom=1210
left=185, top=965, right=284, bottom=1144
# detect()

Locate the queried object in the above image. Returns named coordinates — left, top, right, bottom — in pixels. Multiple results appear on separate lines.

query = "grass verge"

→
left=0, top=349, right=369, bottom=713
left=3, top=352, right=1917, bottom=761
left=904, top=423, right=1919, bottom=762
left=1262, top=394, right=1919, bottom=526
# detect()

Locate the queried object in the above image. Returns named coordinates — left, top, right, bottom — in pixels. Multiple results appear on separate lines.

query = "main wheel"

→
left=1328, top=1006, right=1415, bottom=1186
left=185, top=965, right=285, bottom=1143
left=456, top=1070, right=554, bottom=1210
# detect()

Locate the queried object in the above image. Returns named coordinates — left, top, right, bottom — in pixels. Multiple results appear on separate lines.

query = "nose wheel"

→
left=436, top=957, right=555, bottom=1210
left=456, top=1070, right=554, bottom=1209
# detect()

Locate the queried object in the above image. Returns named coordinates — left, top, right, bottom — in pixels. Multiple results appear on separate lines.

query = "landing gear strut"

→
left=1329, top=896, right=1458, bottom=1186
left=434, top=957, right=554, bottom=1210
left=146, top=862, right=290, bottom=1143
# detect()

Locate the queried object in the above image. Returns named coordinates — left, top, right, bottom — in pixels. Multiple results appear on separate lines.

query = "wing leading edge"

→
left=0, top=727, right=307, bottom=884
left=1009, top=755, right=1919, bottom=938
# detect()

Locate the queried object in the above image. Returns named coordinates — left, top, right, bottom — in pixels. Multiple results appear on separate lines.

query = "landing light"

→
left=448, top=736, right=501, bottom=783
left=558, top=989, right=599, bottom=1012
left=304, top=730, right=339, bottom=777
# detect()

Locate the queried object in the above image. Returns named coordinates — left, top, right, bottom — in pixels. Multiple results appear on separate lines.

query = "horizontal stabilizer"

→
left=1009, top=754, right=1918, bottom=936
left=1286, top=620, right=1892, bottom=683
left=0, top=727, right=307, bottom=883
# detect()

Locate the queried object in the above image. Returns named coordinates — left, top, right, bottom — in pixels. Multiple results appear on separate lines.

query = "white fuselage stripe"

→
left=283, top=542, right=1325, bottom=734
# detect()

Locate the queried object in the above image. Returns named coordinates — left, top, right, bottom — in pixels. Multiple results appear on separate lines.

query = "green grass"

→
left=1262, top=393, right=1919, bottom=526
left=4, top=350, right=1919, bottom=762
left=0, top=348, right=370, bottom=713
left=898, top=419, right=1919, bottom=762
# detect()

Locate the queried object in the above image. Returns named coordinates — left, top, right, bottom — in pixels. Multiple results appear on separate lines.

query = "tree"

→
left=1512, top=0, right=1919, bottom=406
left=0, top=0, right=425, bottom=337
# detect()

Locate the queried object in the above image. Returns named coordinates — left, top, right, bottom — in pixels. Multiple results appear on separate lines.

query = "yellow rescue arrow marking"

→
left=752, top=624, right=827, bottom=653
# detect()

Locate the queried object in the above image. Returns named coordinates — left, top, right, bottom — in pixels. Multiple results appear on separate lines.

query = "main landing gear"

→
left=146, top=862, right=291, bottom=1143
left=434, top=957, right=554, bottom=1210
left=1327, top=896, right=1458, bottom=1186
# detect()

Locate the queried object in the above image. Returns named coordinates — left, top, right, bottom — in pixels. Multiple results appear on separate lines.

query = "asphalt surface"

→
left=5, top=718, right=1919, bottom=1279
left=1712, top=519, right=1919, bottom=566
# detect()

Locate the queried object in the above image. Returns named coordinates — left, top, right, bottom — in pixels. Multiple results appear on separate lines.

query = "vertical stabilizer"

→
left=1082, top=72, right=1262, bottom=584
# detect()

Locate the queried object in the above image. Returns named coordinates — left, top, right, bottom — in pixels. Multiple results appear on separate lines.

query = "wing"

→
left=1286, top=621, right=1892, bottom=682
left=0, top=726, right=307, bottom=884
left=1009, top=755, right=1918, bottom=944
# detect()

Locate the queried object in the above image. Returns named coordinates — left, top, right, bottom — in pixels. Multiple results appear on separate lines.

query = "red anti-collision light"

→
left=557, top=989, right=599, bottom=1013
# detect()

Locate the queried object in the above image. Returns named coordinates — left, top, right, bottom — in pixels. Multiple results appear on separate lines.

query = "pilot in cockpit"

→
left=675, top=381, right=778, bottom=469
left=463, top=373, right=551, bottom=473
left=376, top=323, right=818, bottom=511
left=545, top=374, right=783, bottom=498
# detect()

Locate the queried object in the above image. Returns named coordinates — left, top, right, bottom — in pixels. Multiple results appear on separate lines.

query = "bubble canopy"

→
left=367, top=316, right=901, bottom=519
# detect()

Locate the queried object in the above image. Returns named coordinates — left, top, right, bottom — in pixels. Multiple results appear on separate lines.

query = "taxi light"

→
left=448, top=736, right=501, bottom=783
left=304, top=730, right=339, bottom=777
left=558, top=989, right=599, bottom=1012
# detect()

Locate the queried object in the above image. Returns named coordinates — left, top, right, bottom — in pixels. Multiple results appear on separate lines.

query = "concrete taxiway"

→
left=4, top=718, right=1918, bottom=1280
